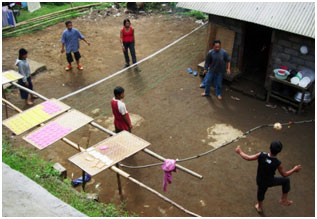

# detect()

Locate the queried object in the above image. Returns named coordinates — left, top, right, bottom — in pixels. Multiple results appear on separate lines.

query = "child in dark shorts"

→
left=235, top=141, right=301, bottom=213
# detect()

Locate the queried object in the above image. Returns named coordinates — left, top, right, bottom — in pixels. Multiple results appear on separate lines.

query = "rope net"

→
left=62, top=25, right=208, bottom=119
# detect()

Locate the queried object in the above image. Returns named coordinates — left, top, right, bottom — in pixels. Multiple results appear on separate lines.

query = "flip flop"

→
left=193, top=71, right=198, bottom=76
left=187, top=68, right=193, bottom=74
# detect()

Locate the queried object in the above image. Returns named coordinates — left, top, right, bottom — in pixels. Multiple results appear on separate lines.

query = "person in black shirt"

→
left=235, top=141, right=301, bottom=213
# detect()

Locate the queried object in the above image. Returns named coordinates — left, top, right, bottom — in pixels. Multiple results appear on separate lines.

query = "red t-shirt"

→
left=111, top=98, right=131, bottom=131
left=122, top=26, right=134, bottom=42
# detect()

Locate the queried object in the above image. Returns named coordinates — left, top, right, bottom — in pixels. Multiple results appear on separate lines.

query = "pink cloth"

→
left=41, top=101, right=62, bottom=115
left=161, top=159, right=177, bottom=192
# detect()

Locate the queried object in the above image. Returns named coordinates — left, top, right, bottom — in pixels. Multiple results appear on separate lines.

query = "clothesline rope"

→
left=119, top=119, right=314, bottom=169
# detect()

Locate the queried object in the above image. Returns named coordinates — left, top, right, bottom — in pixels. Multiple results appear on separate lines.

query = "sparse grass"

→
left=2, top=135, right=135, bottom=217
left=177, top=10, right=208, bottom=20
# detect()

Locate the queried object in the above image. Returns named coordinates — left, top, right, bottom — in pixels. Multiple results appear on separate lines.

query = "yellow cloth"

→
left=6, top=105, right=51, bottom=134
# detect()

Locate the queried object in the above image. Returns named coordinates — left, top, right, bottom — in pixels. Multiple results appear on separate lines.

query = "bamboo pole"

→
left=11, top=82, right=48, bottom=100
left=143, top=148, right=203, bottom=179
left=90, top=122, right=203, bottom=179
left=4, top=93, right=200, bottom=216
left=3, top=3, right=104, bottom=31
left=4, top=13, right=82, bottom=36
left=2, top=87, right=9, bottom=118
left=4, top=8, right=88, bottom=34
left=2, top=98, right=22, bottom=113
left=111, top=165, right=201, bottom=217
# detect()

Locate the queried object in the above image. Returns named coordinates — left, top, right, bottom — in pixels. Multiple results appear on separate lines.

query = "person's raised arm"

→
left=235, top=146, right=260, bottom=161
left=278, top=164, right=301, bottom=177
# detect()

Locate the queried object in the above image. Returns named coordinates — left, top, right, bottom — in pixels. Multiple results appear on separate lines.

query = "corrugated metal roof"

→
left=177, top=2, right=315, bottom=38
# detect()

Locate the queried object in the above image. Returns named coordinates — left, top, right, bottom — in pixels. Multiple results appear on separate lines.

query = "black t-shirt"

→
left=256, top=152, right=281, bottom=186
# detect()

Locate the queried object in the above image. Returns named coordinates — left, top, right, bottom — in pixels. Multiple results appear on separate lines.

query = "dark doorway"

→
left=231, top=22, right=272, bottom=99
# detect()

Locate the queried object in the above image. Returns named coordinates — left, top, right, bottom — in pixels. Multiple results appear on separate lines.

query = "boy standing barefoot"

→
left=111, top=86, right=132, bottom=133
left=235, top=141, right=301, bottom=213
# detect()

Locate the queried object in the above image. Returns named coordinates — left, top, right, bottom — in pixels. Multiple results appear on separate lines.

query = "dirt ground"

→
left=2, top=11, right=315, bottom=217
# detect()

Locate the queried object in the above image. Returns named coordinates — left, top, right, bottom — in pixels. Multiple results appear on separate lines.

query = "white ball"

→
left=273, top=122, right=282, bottom=130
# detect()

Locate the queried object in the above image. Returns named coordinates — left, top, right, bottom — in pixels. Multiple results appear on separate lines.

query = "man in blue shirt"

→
left=201, top=40, right=231, bottom=100
left=61, top=21, right=90, bottom=71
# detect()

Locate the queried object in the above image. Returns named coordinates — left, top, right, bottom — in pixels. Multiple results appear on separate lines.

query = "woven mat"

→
left=2, top=70, right=23, bottom=85
left=2, top=99, right=71, bottom=135
left=23, top=109, right=93, bottom=150
left=68, top=131, right=151, bottom=176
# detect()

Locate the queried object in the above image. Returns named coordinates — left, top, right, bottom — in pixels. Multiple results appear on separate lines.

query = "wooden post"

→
left=2, top=98, right=22, bottom=113
left=70, top=3, right=74, bottom=8
left=2, top=86, right=9, bottom=118
left=115, top=163, right=124, bottom=201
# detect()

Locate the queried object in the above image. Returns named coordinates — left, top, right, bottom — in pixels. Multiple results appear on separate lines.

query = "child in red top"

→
left=120, top=18, right=140, bottom=72
left=111, top=86, right=132, bottom=133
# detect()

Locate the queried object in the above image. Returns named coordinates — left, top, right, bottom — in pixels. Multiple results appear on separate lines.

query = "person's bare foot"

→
left=26, top=100, right=34, bottom=105
left=201, top=93, right=210, bottom=97
left=255, top=203, right=263, bottom=213
left=280, top=199, right=293, bottom=206
left=31, top=95, right=38, bottom=99
left=217, top=95, right=222, bottom=100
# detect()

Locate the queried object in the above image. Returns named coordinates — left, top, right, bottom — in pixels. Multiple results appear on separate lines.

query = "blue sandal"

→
left=187, top=68, right=193, bottom=74
left=193, top=71, right=197, bottom=76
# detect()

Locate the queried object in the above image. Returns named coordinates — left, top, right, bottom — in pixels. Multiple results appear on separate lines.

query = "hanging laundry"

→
left=2, top=6, right=16, bottom=27
left=161, top=159, right=177, bottom=192
left=27, top=2, right=41, bottom=13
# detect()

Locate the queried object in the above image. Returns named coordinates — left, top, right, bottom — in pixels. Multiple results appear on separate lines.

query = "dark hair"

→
left=18, top=48, right=28, bottom=60
left=123, top=18, right=130, bottom=26
left=65, top=21, right=72, bottom=26
left=114, top=86, right=125, bottom=98
left=213, top=40, right=221, bottom=45
left=270, top=141, right=283, bottom=155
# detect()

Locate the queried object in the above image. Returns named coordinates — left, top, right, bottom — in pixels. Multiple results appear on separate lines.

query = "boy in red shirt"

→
left=111, top=86, right=132, bottom=133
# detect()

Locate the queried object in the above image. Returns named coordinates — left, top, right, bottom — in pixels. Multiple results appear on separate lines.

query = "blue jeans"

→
left=204, top=71, right=223, bottom=96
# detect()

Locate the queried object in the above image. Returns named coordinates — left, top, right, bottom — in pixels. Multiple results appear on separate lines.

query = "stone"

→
left=53, top=163, right=67, bottom=179
left=4, top=59, right=47, bottom=89
left=86, top=193, right=99, bottom=202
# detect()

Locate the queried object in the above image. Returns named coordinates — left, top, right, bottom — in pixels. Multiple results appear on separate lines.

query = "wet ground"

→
left=2, top=12, right=315, bottom=217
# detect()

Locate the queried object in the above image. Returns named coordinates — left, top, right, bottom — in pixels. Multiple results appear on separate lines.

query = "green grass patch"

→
left=3, top=2, right=114, bottom=38
left=16, top=2, right=98, bottom=23
left=177, top=10, right=208, bottom=20
left=2, top=136, right=135, bottom=217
